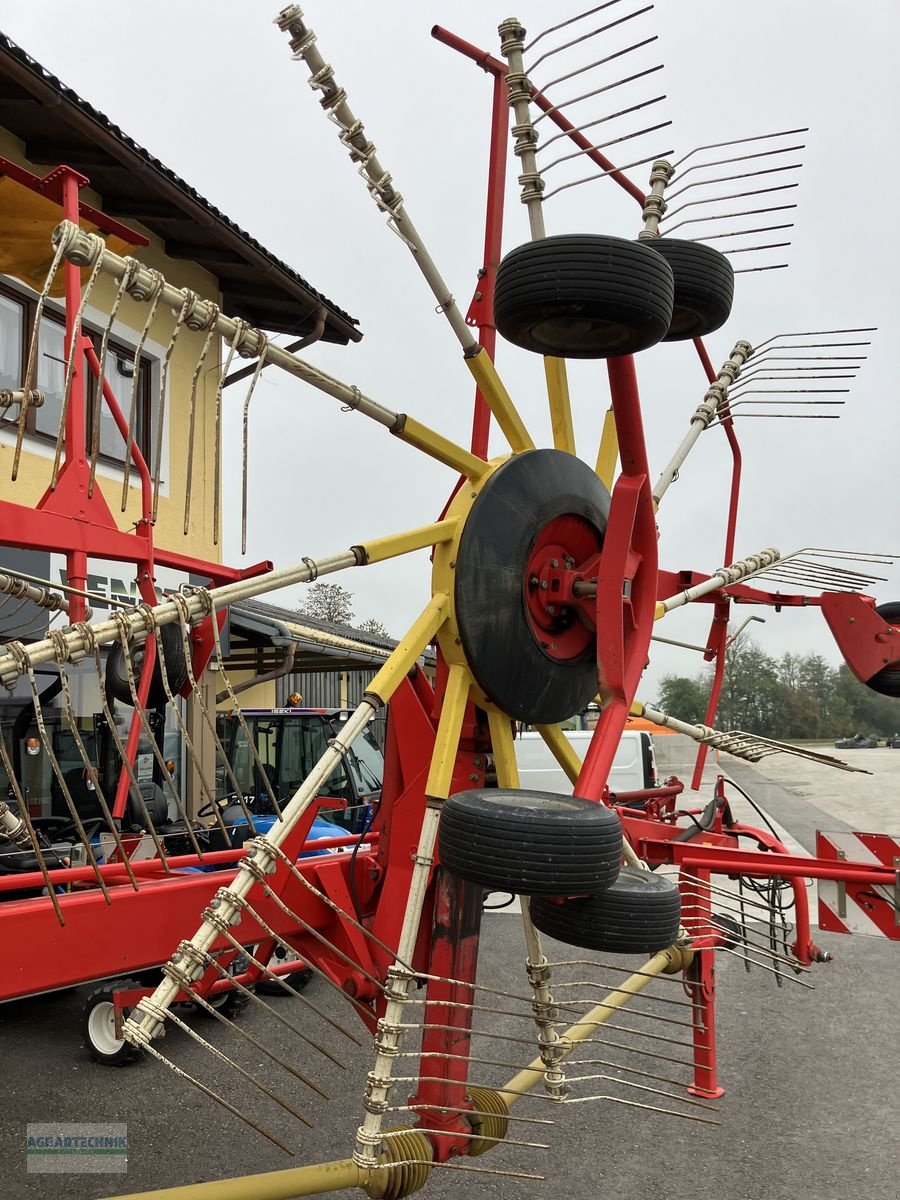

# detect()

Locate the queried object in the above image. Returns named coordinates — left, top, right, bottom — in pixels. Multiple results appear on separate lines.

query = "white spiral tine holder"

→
left=498, top=17, right=547, bottom=240
left=274, top=5, right=478, bottom=354
left=657, top=547, right=781, bottom=615
left=652, top=340, right=754, bottom=507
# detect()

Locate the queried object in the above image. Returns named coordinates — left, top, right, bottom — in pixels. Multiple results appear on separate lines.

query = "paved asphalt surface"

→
left=2, top=740, right=899, bottom=1200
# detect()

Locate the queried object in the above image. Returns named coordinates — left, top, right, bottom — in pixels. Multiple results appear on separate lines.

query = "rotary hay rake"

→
left=0, top=4, right=899, bottom=1199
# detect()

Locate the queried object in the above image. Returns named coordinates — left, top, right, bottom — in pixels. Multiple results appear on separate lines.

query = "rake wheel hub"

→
left=434, top=448, right=610, bottom=724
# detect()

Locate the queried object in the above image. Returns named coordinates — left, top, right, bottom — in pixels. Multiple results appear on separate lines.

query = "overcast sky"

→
left=1, top=0, right=898, bottom=703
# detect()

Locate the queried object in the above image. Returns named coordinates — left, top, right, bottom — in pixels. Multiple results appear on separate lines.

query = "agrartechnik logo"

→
left=26, top=1124, right=128, bottom=1174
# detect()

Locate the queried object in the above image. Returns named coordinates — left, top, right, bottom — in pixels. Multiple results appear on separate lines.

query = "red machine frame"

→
left=0, top=17, right=897, bottom=1164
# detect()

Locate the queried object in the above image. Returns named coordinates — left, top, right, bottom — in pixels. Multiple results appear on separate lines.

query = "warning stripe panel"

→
left=816, top=830, right=900, bottom=940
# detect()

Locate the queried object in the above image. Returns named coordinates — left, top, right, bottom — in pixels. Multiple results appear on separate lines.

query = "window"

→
left=0, top=278, right=154, bottom=470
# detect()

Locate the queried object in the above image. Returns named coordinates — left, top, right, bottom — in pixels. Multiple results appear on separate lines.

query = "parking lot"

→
left=2, top=736, right=899, bottom=1200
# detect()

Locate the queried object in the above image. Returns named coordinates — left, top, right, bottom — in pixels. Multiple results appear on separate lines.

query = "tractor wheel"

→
left=256, top=945, right=315, bottom=997
left=494, top=234, right=674, bottom=358
left=197, top=953, right=253, bottom=1019
left=865, top=602, right=900, bottom=697
left=530, top=867, right=682, bottom=954
left=82, top=978, right=144, bottom=1066
left=105, top=622, right=189, bottom=706
left=638, top=237, right=734, bottom=340
left=438, top=789, right=622, bottom=895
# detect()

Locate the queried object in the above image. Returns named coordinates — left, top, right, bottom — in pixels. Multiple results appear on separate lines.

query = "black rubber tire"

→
left=530, top=866, right=681, bottom=954
left=454, top=449, right=610, bottom=725
left=256, top=944, right=315, bottom=997
left=866, top=602, right=900, bottom=698
left=105, top=623, right=189, bottom=707
left=82, top=978, right=144, bottom=1066
left=438, top=789, right=622, bottom=895
left=197, top=953, right=253, bottom=1018
left=494, top=234, right=674, bottom=358
left=638, top=237, right=734, bottom=341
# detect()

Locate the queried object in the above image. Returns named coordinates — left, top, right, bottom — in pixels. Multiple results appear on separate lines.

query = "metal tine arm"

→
left=540, top=117, right=673, bottom=174
left=151, top=293, right=191, bottom=524
left=55, top=659, right=138, bottom=891
left=664, top=161, right=803, bottom=205
left=653, top=340, right=752, bottom=506
left=87, top=271, right=130, bottom=499
left=634, top=700, right=867, bottom=773
left=526, top=4, right=655, bottom=75
left=664, top=201, right=798, bottom=236
left=0, top=527, right=451, bottom=687
left=673, top=126, right=809, bottom=170
left=120, top=269, right=163, bottom=512
left=721, top=240, right=792, bottom=256
left=115, top=627, right=216, bottom=858
left=661, top=180, right=800, bottom=224
left=751, top=325, right=877, bottom=354
left=524, top=1, right=631, bottom=52
left=88, top=640, right=172, bottom=868
left=21, top=658, right=110, bottom=900
left=704, top=221, right=795, bottom=241
left=12, top=237, right=65, bottom=482
left=124, top=598, right=446, bottom=1062
left=0, top=737, right=64, bottom=926
left=182, top=312, right=219, bottom=540
left=273, top=7, right=476, bottom=355
left=668, top=141, right=806, bottom=190
left=139, top=1038, right=294, bottom=1155
left=54, top=221, right=488, bottom=480
left=535, top=56, right=664, bottom=124
left=543, top=147, right=673, bottom=202
left=537, top=94, right=667, bottom=161
left=49, top=253, right=103, bottom=491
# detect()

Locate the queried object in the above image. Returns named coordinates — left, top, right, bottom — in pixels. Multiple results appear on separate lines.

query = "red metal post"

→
left=577, top=355, right=657, bottom=799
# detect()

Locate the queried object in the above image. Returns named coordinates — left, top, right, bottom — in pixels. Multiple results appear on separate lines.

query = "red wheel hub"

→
left=524, top=514, right=603, bottom=662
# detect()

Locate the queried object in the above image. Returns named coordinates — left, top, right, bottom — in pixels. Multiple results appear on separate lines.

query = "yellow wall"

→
left=216, top=673, right=277, bottom=712
left=0, top=126, right=223, bottom=574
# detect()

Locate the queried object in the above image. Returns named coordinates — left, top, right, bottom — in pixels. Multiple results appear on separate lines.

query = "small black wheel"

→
left=197, top=952, right=253, bottom=1019
left=865, top=602, right=900, bottom=697
left=711, top=912, right=743, bottom=949
left=637, top=236, right=734, bottom=340
left=82, top=978, right=144, bottom=1066
left=494, top=234, right=674, bottom=358
left=530, top=866, right=682, bottom=954
left=438, top=789, right=622, bottom=895
left=105, top=623, right=189, bottom=707
left=256, top=945, right=314, bottom=997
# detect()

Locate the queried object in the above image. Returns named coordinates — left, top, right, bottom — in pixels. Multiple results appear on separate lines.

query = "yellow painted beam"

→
left=365, top=593, right=448, bottom=705
left=487, top=710, right=520, bottom=788
left=595, top=405, right=618, bottom=490
left=535, top=722, right=583, bottom=787
left=395, top=415, right=487, bottom=480
left=543, top=357, right=575, bottom=455
left=104, top=1157, right=369, bottom=1200
left=356, top=519, right=457, bottom=565
left=425, top=662, right=471, bottom=798
left=465, top=347, right=535, bottom=453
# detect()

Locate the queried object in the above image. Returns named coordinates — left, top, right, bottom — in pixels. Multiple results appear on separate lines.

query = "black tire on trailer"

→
left=493, top=234, right=675, bottom=359
left=865, top=602, right=900, bottom=698
left=105, top=622, right=189, bottom=707
left=197, top=953, right=253, bottom=1019
left=82, top=978, right=144, bottom=1066
left=256, top=944, right=315, bottom=997
left=438, top=789, right=622, bottom=895
left=530, top=866, right=682, bottom=954
left=638, top=236, right=734, bottom=341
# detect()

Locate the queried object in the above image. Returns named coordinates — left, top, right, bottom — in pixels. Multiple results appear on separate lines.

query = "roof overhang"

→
left=0, top=34, right=361, bottom=344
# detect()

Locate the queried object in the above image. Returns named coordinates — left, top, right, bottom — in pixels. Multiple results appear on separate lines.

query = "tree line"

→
left=658, top=637, right=900, bottom=740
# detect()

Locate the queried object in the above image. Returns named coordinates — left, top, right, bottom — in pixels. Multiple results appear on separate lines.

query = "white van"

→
left=514, top=707, right=657, bottom=798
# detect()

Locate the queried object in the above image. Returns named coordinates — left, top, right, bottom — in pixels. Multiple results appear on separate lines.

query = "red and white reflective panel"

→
left=816, top=830, right=900, bottom=939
